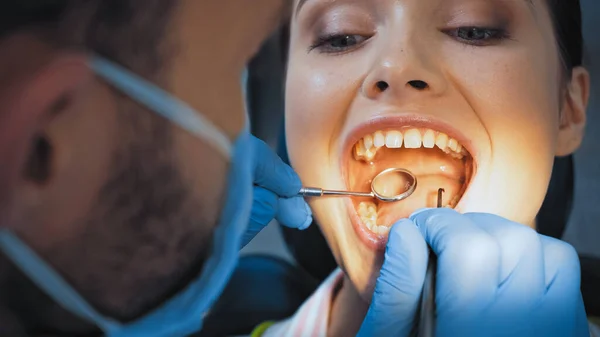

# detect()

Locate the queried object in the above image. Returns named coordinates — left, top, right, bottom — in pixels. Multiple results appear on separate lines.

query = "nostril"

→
left=408, top=80, right=428, bottom=90
left=375, top=81, right=389, bottom=92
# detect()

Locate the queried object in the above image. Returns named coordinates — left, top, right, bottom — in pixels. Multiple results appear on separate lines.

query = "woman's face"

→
left=286, top=0, right=586, bottom=300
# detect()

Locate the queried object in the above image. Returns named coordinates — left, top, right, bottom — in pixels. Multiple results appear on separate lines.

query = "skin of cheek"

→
left=167, top=0, right=286, bottom=231
left=169, top=0, right=287, bottom=140
left=447, top=42, right=561, bottom=227
left=286, top=59, right=384, bottom=299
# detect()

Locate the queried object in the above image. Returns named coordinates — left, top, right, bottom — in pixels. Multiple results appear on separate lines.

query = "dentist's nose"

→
left=362, top=43, right=447, bottom=102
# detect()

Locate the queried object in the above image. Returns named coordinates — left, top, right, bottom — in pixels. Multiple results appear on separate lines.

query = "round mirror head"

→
left=371, top=168, right=417, bottom=202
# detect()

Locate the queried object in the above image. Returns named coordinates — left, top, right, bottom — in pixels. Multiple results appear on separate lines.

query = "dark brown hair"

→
left=546, top=0, right=584, bottom=73
left=1, top=0, right=178, bottom=80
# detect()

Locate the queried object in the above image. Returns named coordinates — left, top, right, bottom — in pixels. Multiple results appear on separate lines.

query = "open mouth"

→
left=343, top=119, right=475, bottom=247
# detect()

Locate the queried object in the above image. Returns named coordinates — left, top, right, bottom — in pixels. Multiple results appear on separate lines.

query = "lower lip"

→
left=346, top=199, right=389, bottom=251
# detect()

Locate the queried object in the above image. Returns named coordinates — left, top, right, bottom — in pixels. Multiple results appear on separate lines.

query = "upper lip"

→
left=340, top=112, right=479, bottom=177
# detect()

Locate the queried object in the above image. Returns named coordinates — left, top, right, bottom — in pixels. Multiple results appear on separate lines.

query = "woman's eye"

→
left=448, top=27, right=508, bottom=46
left=310, top=34, right=368, bottom=53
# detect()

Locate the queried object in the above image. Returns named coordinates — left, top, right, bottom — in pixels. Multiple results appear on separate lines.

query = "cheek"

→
left=449, top=43, right=561, bottom=152
left=286, top=69, right=332, bottom=171
left=285, top=59, right=360, bottom=166
left=169, top=11, right=247, bottom=141
left=175, top=130, right=229, bottom=231
left=448, top=46, right=561, bottom=222
left=286, top=69, right=341, bottom=127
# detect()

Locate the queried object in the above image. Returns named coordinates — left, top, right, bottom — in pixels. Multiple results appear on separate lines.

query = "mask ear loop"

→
left=241, top=67, right=252, bottom=133
left=0, top=231, right=121, bottom=332
left=90, top=57, right=233, bottom=158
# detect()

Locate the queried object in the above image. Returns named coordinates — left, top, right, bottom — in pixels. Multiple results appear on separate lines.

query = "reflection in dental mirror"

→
left=299, top=167, right=417, bottom=202
left=371, top=168, right=414, bottom=199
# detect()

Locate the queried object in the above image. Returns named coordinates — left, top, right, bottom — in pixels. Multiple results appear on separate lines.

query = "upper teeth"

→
left=354, top=128, right=467, bottom=162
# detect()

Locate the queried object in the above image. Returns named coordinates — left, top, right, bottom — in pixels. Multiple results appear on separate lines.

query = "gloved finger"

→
left=275, top=196, right=312, bottom=230
left=465, top=213, right=545, bottom=307
left=251, top=136, right=302, bottom=198
left=538, top=235, right=584, bottom=335
left=410, top=208, right=500, bottom=316
left=540, top=236, right=581, bottom=306
left=242, top=186, right=277, bottom=247
left=357, top=219, right=428, bottom=337
left=540, top=235, right=580, bottom=295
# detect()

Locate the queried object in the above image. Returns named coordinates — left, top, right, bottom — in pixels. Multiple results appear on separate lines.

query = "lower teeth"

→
left=358, top=201, right=390, bottom=235
left=357, top=194, right=461, bottom=234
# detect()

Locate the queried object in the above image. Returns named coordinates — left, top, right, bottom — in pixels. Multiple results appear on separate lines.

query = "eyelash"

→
left=308, top=33, right=370, bottom=54
left=445, top=27, right=511, bottom=46
left=309, top=27, right=510, bottom=54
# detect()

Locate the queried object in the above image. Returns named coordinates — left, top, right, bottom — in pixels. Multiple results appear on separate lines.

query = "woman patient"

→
left=261, top=0, right=592, bottom=335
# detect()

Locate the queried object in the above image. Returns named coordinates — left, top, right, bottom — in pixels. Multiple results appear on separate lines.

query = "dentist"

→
left=0, top=1, right=310, bottom=336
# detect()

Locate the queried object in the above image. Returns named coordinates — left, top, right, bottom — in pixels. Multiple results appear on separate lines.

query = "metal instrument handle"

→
left=298, top=187, right=324, bottom=197
left=299, top=187, right=373, bottom=198
left=414, top=188, right=443, bottom=337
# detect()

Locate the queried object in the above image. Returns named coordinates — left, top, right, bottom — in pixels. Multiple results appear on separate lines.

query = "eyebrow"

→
left=295, top=0, right=535, bottom=18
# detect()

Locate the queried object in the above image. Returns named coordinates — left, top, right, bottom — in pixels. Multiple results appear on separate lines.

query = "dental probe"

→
left=416, top=188, right=443, bottom=337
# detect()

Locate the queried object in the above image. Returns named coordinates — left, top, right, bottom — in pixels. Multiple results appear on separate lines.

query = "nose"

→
left=362, top=44, right=447, bottom=102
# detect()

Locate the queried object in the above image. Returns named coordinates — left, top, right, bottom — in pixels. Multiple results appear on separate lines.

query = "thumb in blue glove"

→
left=357, top=219, right=429, bottom=337
left=242, top=136, right=312, bottom=247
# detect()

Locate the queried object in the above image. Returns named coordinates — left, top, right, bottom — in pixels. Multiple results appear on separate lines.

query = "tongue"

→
left=348, top=147, right=467, bottom=226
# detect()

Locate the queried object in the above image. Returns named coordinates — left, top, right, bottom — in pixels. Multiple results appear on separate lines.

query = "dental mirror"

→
left=298, top=168, right=417, bottom=202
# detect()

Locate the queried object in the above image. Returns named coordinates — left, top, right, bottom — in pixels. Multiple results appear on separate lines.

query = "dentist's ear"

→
left=0, top=40, right=91, bottom=230
left=556, top=66, right=590, bottom=157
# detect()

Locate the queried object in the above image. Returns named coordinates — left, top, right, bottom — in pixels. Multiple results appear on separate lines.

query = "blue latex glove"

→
left=241, top=136, right=312, bottom=248
left=358, top=208, right=589, bottom=337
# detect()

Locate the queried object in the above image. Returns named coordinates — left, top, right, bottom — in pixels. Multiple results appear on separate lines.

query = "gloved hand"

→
left=358, top=208, right=590, bottom=337
left=241, top=136, right=312, bottom=248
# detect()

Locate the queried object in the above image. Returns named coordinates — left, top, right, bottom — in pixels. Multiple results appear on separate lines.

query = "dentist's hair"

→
left=0, top=0, right=179, bottom=81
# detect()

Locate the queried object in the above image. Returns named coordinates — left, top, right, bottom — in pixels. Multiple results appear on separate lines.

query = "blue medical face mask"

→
left=0, top=57, right=253, bottom=337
